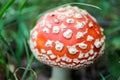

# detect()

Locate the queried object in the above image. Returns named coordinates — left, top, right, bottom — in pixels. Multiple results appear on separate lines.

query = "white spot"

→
left=78, top=53, right=84, bottom=59
left=78, top=43, right=87, bottom=49
left=100, top=27, right=104, bottom=32
left=82, top=15, right=88, bottom=23
left=60, top=62, right=67, bottom=66
left=41, top=54, right=49, bottom=59
left=81, top=10, right=88, bottom=15
left=83, top=28, right=88, bottom=35
left=32, top=31, right=38, bottom=39
left=32, top=41, right=37, bottom=47
left=56, top=57, right=61, bottom=62
left=84, top=61, right=93, bottom=65
left=75, top=21, right=84, bottom=29
left=94, top=39, right=101, bottom=48
left=89, top=22, right=93, bottom=27
left=29, top=40, right=34, bottom=49
left=51, top=61, right=57, bottom=65
left=47, top=50, right=53, bottom=55
left=61, top=57, right=66, bottom=61
left=34, top=49, right=40, bottom=55
left=91, top=52, right=97, bottom=60
left=63, top=29, right=73, bottom=39
left=76, top=32, right=83, bottom=39
left=57, top=7, right=65, bottom=11
left=45, top=40, right=53, bottom=47
left=55, top=41, right=64, bottom=51
left=59, top=64, right=66, bottom=68
left=30, top=30, right=33, bottom=35
left=52, top=26, right=60, bottom=33
left=99, top=43, right=105, bottom=55
left=66, top=19, right=74, bottom=23
left=65, top=5, right=72, bottom=9
left=82, top=21, right=87, bottom=25
left=75, top=64, right=84, bottom=69
left=96, top=30, right=100, bottom=34
left=67, top=46, right=78, bottom=55
left=84, top=53, right=89, bottom=58
left=40, top=21, right=45, bottom=26
left=73, top=6, right=79, bottom=11
left=50, top=55, right=56, bottom=59
left=74, top=13, right=82, bottom=18
left=57, top=15, right=65, bottom=20
left=73, top=59, right=79, bottom=63
left=71, top=63, right=76, bottom=66
left=66, top=10, right=74, bottom=17
left=61, top=55, right=72, bottom=63
left=87, top=35, right=94, bottom=41
left=89, top=49, right=94, bottom=55
left=94, top=52, right=98, bottom=58
left=60, top=23, right=66, bottom=31
left=41, top=49, right=46, bottom=53
left=29, top=39, right=36, bottom=49
left=32, top=49, right=40, bottom=60
left=54, top=19, right=59, bottom=23
left=66, top=58, right=72, bottom=63
left=91, top=45, right=94, bottom=49
left=100, top=36, right=105, bottom=44
left=46, top=22, right=52, bottom=28
left=80, top=60, right=86, bottom=63
left=88, top=56, right=93, bottom=60
left=43, top=27, right=49, bottom=33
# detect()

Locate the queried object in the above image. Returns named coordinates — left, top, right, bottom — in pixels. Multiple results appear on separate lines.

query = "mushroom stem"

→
left=50, top=67, right=71, bottom=80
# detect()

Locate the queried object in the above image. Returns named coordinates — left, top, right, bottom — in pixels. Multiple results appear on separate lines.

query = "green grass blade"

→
left=0, top=0, right=15, bottom=18
left=23, top=38, right=30, bottom=61
left=66, top=2, right=101, bottom=10
left=0, top=32, right=16, bottom=63
left=18, top=0, right=28, bottom=11
left=100, top=73, right=106, bottom=80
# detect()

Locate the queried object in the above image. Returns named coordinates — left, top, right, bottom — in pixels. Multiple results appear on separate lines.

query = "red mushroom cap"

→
left=29, top=5, right=105, bottom=69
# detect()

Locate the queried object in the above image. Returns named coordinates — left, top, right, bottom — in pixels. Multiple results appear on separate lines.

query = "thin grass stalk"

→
left=23, top=38, right=30, bottom=60
left=37, top=2, right=101, bottom=19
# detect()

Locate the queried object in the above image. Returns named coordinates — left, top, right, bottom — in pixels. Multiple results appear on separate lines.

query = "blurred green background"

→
left=0, top=0, right=120, bottom=80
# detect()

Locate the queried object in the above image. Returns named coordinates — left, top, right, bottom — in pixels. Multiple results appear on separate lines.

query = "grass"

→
left=0, top=0, right=34, bottom=79
left=0, top=0, right=15, bottom=18
left=0, top=0, right=120, bottom=80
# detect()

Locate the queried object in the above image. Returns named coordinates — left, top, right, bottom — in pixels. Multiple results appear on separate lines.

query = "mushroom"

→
left=29, top=5, right=105, bottom=80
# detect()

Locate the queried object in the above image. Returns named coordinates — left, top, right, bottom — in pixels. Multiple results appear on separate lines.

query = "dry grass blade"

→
left=14, top=67, right=37, bottom=80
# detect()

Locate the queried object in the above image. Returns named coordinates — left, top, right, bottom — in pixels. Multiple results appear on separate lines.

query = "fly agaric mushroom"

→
left=29, top=5, right=105, bottom=80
